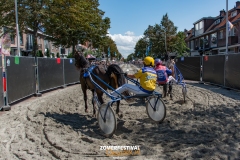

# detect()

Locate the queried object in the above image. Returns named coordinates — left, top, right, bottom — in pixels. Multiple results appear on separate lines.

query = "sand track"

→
left=0, top=64, right=240, bottom=160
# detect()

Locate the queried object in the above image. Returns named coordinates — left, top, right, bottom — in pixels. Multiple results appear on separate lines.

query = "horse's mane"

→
left=74, top=53, right=89, bottom=69
left=106, top=64, right=126, bottom=87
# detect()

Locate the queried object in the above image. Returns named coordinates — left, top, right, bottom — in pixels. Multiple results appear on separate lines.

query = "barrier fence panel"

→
left=0, top=56, right=3, bottom=109
left=202, top=55, right=225, bottom=86
left=175, top=56, right=201, bottom=81
left=38, top=58, right=64, bottom=92
left=64, top=58, right=80, bottom=85
left=6, top=56, right=36, bottom=104
left=225, top=54, right=240, bottom=90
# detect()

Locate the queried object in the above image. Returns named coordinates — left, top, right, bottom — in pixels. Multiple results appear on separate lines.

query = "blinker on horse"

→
left=74, top=52, right=127, bottom=117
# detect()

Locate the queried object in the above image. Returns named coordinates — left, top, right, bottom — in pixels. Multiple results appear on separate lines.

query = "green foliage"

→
left=51, top=53, right=55, bottom=58
left=67, top=52, right=74, bottom=58
left=56, top=53, right=60, bottom=58
left=36, top=50, right=43, bottom=57
left=134, top=13, right=178, bottom=59
left=45, top=48, right=50, bottom=57
left=173, top=32, right=190, bottom=57
left=0, top=0, right=111, bottom=57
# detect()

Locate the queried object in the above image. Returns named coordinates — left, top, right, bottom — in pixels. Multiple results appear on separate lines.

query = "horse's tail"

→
left=106, top=64, right=130, bottom=96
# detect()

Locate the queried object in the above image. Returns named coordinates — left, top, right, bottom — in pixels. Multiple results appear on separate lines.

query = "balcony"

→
left=218, top=36, right=238, bottom=47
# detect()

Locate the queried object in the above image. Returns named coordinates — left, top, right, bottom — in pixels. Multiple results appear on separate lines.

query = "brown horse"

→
left=165, top=59, right=175, bottom=99
left=74, top=52, right=127, bottom=117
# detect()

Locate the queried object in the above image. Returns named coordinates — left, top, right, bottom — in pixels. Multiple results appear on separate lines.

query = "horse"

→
left=165, top=59, right=175, bottom=99
left=74, top=52, right=128, bottom=117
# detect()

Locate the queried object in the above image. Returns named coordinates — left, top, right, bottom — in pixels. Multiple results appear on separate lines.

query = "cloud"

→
left=108, top=31, right=143, bottom=58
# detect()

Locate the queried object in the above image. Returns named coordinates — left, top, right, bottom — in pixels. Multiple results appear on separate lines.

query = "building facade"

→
left=185, top=1, right=240, bottom=56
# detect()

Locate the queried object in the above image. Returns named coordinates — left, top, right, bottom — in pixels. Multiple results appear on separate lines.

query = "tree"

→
left=0, top=0, right=51, bottom=56
left=173, top=31, right=190, bottom=57
left=43, top=0, right=111, bottom=55
left=134, top=13, right=178, bottom=59
left=0, top=0, right=110, bottom=56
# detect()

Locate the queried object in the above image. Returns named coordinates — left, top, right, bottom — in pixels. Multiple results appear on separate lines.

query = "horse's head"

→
left=74, top=51, right=88, bottom=70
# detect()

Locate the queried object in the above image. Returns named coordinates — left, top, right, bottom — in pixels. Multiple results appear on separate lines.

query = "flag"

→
left=114, top=52, right=116, bottom=56
left=228, top=21, right=234, bottom=31
left=108, top=46, right=110, bottom=57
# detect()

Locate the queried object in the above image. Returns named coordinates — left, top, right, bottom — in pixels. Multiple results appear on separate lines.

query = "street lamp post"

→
left=15, top=0, right=21, bottom=56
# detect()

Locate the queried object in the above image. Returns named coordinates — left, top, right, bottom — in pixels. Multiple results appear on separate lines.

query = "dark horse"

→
left=74, top=52, right=127, bottom=117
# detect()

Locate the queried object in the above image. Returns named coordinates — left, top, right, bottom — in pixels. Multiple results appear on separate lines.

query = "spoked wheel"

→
left=182, top=86, right=187, bottom=103
left=97, top=103, right=117, bottom=138
left=146, top=96, right=166, bottom=123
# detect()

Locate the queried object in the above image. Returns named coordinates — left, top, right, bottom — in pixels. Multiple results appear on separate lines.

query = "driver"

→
left=111, top=56, right=157, bottom=97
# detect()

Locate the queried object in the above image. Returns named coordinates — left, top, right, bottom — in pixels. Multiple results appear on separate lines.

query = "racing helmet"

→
left=143, top=56, right=154, bottom=66
left=154, top=59, right=162, bottom=65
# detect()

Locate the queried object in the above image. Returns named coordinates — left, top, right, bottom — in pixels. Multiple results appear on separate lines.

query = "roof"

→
left=185, top=30, right=193, bottom=41
left=193, top=17, right=216, bottom=24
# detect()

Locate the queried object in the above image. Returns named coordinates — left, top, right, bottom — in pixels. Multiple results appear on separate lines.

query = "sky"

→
left=98, top=0, right=237, bottom=58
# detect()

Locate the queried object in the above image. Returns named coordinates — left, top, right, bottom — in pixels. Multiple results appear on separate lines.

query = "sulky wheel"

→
left=146, top=97, right=166, bottom=123
left=97, top=103, right=117, bottom=138
left=182, top=86, right=187, bottom=103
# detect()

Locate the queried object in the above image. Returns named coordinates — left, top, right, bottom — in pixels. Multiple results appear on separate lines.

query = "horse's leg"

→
left=91, top=89, right=96, bottom=117
left=169, top=83, right=173, bottom=100
left=116, top=100, right=123, bottom=119
left=83, top=89, right=88, bottom=113
left=163, top=84, right=167, bottom=98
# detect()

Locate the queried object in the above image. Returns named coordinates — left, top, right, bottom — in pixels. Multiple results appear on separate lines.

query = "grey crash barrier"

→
left=6, top=56, right=36, bottom=104
left=202, top=55, right=225, bottom=86
left=225, top=54, right=240, bottom=90
left=37, top=58, right=64, bottom=92
left=63, top=58, right=80, bottom=85
left=175, top=56, right=201, bottom=81
left=0, top=56, right=4, bottom=110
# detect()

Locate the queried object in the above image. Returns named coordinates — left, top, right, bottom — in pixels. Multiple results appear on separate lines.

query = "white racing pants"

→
left=111, top=84, right=146, bottom=97
left=167, top=75, right=178, bottom=84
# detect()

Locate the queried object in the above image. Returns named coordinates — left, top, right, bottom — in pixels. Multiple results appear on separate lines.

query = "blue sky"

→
left=99, top=0, right=237, bottom=58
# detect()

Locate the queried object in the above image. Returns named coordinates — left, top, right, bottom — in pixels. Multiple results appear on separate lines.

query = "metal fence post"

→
left=2, top=55, right=10, bottom=111
left=63, top=58, right=66, bottom=88
left=35, top=57, right=42, bottom=97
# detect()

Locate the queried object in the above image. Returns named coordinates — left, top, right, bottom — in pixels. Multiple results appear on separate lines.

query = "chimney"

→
left=236, top=1, right=240, bottom=7
left=220, top=9, right=225, bottom=16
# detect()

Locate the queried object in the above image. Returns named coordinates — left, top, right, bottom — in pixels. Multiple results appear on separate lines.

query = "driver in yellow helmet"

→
left=111, top=56, right=157, bottom=97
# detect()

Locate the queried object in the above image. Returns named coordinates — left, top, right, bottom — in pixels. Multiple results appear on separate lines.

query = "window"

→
left=195, top=23, right=199, bottom=30
left=200, top=21, right=203, bottom=29
left=20, top=33, right=23, bottom=46
left=229, top=27, right=235, bottom=36
left=211, top=33, right=217, bottom=47
left=231, top=11, right=237, bottom=17
left=205, top=35, right=209, bottom=45
left=191, top=41, right=194, bottom=50
left=10, top=34, right=15, bottom=44
left=195, top=21, right=204, bottom=30
left=219, top=30, right=223, bottom=39
left=214, top=19, right=221, bottom=25
left=200, top=37, right=204, bottom=48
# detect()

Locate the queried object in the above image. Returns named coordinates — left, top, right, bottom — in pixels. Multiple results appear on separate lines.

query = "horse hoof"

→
left=117, top=113, right=123, bottom=119
left=85, top=109, right=89, bottom=113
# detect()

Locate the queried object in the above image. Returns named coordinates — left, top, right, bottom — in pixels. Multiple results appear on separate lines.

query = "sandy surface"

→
left=0, top=64, right=240, bottom=160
